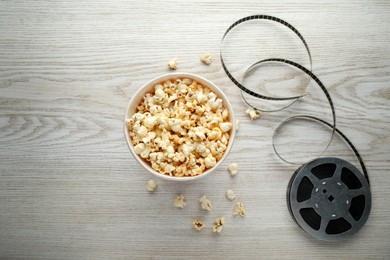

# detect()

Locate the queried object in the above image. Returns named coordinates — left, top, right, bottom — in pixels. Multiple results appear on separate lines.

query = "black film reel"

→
left=221, top=15, right=372, bottom=240
left=287, top=157, right=371, bottom=240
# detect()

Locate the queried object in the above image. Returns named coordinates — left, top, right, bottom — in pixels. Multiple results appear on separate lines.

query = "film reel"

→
left=220, top=15, right=372, bottom=240
left=287, top=157, right=371, bottom=240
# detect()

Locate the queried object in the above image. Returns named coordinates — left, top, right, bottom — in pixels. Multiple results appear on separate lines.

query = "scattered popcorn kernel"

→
left=146, top=179, right=157, bottom=192
left=215, top=216, right=225, bottom=226
left=228, top=163, right=238, bottom=176
left=192, top=219, right=205, bottom=231
left=174, top=194, right=186, bottom=208
left=168, top=58, right=177, bottom=70
left=212, top=225, right=223, bottom=233
left=212, top=216, right=225, bottom=233
left=200, top=53, right=212, bottom=65
left=236, top=119, right=240, bottom=131
left=245, top=108, right=260, bottom=120
left=233, top=202, right=246, bottom=217
left=199, top=195, right=212, bottom=211
left=225, top=189, right=236, bottom=201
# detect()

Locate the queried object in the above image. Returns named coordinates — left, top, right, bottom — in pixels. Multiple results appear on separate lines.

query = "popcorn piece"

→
left=146, top=179, right=157, bottom=192
left=233, top=202, right=246, bottom=217
left=199, top=195, right=212, bottom=211
left=208, top=127, right=222, bottom=141
left=140, top=147, right=150, bottom=159
left=181, top=143, right=194, bottom=156
left=228, top=163, right=238, bottom=176
left=196, top=91, right=207, bottom=103
left=170, top=119, right=183, bottom=133
left=134, top=143, right=145, bottom=155
left=168, top=58, right=177, bottom=70
left=142, top=132, right=156, bottom=144
left=212, top=216, right=225, bottom=233
left=155, top=88, right=165, bottom=102
left=209, top=98, right=223, bottom=110
left=204, top=154, right=217, bottom=168
left=192, top=219, right=205, bottom=231
left=213, top=225, right=223, bottom=233
left=219, top=122, right=232, bottom=132
left=220, top=134, right=228, bottom=145
left=236, top=119, right=240, bottom=132
left=225, top=189, right=236, bottom=201
left=138, top=125, right=148, bottom=136
left=174, top=194, right=186, bottom=208
left=215, top=216, right=225, bottom=226
left=200, top=53, right=212, bottom=65
left=222, top=109, right=229, bottom=120
left=164, top=163, right=175, bottom=174
left=245, top=108, right=260, bottom=120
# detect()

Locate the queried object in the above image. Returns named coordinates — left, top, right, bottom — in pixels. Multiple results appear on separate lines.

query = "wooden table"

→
left=1, top=1, right=389, bottom=259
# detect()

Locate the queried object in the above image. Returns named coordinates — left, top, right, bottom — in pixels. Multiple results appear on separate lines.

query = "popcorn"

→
left=128, top=78, right=232, bottom=177
left=245, top=108, right=260, bottom=120
left=177, top=83, right=188, bottom=94
left=220, top=134, right=228, bottom=145
left=164, top=163, right=175, bottom=174
left=225, top=189, right=236, bottom=201
left=200, top=53, right=212, bottom=65
left=170, top=118, right=183, bottom=133
left=181, top=143, right=194, bottom=156
left=133, top=143, right=145, bottom=155
left=142, top=132, right=156, bottom=144
left=165, top=145, right=175, bottom=157
left=146, top=179, right=157, bottom=192
left=219, top=122, right=232, bottom=132
left=220, top=108, right=227, bottom=118
left=174, top=194, right=186, bottom=208
left=209, top=98, right=223, bottom=110
left=228, top=163, right=238, bottom=176
left=192, top=219, right=205, bottom=231
left=140, top=147, right=150, bottom=159
left=236, top=119, right=240, bottom=131
left=138, top=125, right=148, bottom=136
left=168, top=58, right=177, bottom=70
left=212, top=216, right=225, bottom=233
left=199, top=195, right=212, bottom=211
left=204, top=154, right=217, bottom=168
left=233, top=202, right=246, bottom=217
left=155, top=88, right=166, bottom=102
left=208, top=127, right=222, bottom=141
left=194, top=126, right=206, bottom=140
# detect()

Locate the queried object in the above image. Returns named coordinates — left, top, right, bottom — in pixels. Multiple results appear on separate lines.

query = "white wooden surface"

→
left=1, top=0, right=389, bottom=259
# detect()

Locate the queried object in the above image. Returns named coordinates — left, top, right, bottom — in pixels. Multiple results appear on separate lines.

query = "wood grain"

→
left=1, top=0, right=389, bottom=259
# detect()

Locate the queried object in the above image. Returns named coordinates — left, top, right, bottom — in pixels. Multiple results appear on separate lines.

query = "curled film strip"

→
left=220, top=14, right=313, bottom=109
left=220, top=15, right=371, bottom=240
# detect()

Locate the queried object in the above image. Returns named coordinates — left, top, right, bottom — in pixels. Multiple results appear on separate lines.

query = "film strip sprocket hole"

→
left=220, top=15, right=371, bottom=240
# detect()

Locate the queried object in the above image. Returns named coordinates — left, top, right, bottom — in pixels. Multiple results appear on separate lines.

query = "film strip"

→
left=220, top=15, right=371, bottom=240
left=221, top=15, right=312, bottom=104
